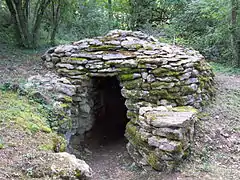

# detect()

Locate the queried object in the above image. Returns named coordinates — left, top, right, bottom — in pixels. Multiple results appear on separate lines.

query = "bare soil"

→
left=0, top=45, right=239, bottom=180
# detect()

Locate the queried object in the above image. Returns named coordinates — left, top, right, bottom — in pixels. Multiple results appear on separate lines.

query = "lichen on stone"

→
left=40, top=29, right=215, bottom=172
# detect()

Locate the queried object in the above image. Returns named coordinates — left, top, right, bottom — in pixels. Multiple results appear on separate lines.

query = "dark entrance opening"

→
left=84, top=76, right=129, bottom=147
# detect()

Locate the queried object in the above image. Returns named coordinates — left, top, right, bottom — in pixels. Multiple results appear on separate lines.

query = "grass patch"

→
left=0, top=90, right=67, bottom=153
left=210, top=62, right=240, bottom=75
left=0, top=91, right=52, bottom=134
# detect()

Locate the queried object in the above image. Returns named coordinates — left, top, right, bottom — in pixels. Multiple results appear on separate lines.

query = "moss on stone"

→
left=124, top=43, right=143, bottom=50
left=144, top=45, right=154, bottom=50
left=123, top=79, right=142, bottom=89
left=119, top=68, right=140, bottom=74
left=181, top=86, right=196, bottom=95
left=125, top=122, right=147, bottom=148
left=118, top=67, right=132, bottom=73
left=0, top=140, right=4, bottom=149
left=172, top=106, right=198, bottom=113
left=198, top=75, right=213, bottom=90
left=152, top=68, right=169, bottom=76
left=70, top=57, right=88, bottom=61
left=151, top=82, right=170, bottom=89
left=60, top=103, right=70, bottom=109
left=127, top=111, right=139, bottom=124
left=52, top=133, right=67, bottom=152
left=38, top=133, right=66, bottom=152
left=63, top=96, right=73, bottom=103
left=57, top=69, right=86, bottom=76
left=137, top=64, right=148, bottom=69
left=75, top=169, right=82, bottom=178
left=119, top=74, right=134, bottom=81
left=166, top=71, right=182, bottom=77
left=168, top=87, right=180, bottom=93
left=147, top=151, right=160, bottom=170
left=147, top=113, right=157, bottom=121
left=0, top=91, right=54, bottom=134
left=142, top=83, right=151, bottom=90
left=152, top=68, right=182, bottom=77
left=149, top=90, right=174, bottom=100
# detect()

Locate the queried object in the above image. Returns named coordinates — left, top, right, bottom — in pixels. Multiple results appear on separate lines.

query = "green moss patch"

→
left=147, top=151, right=160, bottom=170
left=122, top=79, right=142, bottom=89
left=70, top=57, right=88, bottom=61
left=125, top=122, right=147, bottom=148
left=119, top=74, right=134, bottom=81
left=172, top=106, right=198, bottom=113
left=0, top=90, right=67, bottom=152
left=149, top=90, right=175, bottom=100
left=0, top=91, right=52, bottom=134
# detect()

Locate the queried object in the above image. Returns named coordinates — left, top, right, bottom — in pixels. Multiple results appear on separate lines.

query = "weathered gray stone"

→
left=141, top=72, right=148, bottom=80
left=71, top=53, right=102, bottom=59
left=45, top=62, right=54, bottom=68
left=56, top=63, right=74, bottom=70
left=147, top=74, right=155, bottom=83
left=121, top=59, right=138, bottom=67
left=56, top=83, right=76, bottom=96
left=40, top=30, right=215, bottom=172
left=105, top=40, right=121, bottom=45
left=79, top=104, right=91, bottom=114
left=145, top=111, right=195, bottom=128
left=180, top=72, right=192, bottom=81
left=52, top=56, right=60, bottom=64
left=102, top=53, right=134, bottom=60
left=55, top=45, right=77, bottom=53
left=133, top=73, right=141, bottom=79
left=186, top=78, right=199, bottom=84
left=152, top=128, right=183, bottom=140
left=121, top=39, right=143, bottom=49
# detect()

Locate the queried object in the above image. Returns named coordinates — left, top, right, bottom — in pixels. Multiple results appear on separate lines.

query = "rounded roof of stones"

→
left=45, top=30, right=205, bottom=65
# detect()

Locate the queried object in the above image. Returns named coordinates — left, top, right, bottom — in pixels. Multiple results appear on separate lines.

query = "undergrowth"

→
left=0, top=89, right=66, bottom=152
left=210, top=62, right=240, bottom=75
left=0, top=90, right=51, bottom=134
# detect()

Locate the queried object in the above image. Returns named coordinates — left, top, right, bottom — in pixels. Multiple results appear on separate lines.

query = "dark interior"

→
left=85, top=76, right=129, bottom=146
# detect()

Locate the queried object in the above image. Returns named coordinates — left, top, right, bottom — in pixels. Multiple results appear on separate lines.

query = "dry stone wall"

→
left=41, top=30, right=214, bottom=171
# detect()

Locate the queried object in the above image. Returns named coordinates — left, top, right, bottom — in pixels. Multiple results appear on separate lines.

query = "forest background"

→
left=0, top=0, right=240, bottom=66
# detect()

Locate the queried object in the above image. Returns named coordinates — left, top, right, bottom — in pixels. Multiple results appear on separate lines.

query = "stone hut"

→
left=41, top=30, right=214, bottom=171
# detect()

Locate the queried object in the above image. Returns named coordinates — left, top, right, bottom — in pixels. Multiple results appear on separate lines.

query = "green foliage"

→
left=0, top=137, right=4, bottom=149
left=56, top=0, right=129, bottom=43
left=210, top=62, right=240, bottom=75
left=0, top=3, right=15, bottom=44
left=168, top=0, right=236, bottom=64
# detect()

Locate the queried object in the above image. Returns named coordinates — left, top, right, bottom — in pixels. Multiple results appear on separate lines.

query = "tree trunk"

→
left=32, top=0, right=51, bottom=48
left=5, top=0, right=31, bottom=47
left=231, top=0, right=240, bottom=66
left=50, top=0, right=61, bottom=45
left=108, top=0, right=113, bottom=30
left=5, top=0, right=50, bottom=48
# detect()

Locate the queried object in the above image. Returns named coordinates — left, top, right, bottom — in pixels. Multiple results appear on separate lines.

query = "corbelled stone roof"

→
left=40, top=29, right=215, bottom=172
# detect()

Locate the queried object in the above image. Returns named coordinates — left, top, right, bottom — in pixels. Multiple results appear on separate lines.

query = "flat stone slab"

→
left=145, top=111, right=195, bottom=128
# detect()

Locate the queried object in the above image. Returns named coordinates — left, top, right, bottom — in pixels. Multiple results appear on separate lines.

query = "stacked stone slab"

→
left=41, top=29, right=214, bottom=171
left=126, top=106, right=197, bottom=171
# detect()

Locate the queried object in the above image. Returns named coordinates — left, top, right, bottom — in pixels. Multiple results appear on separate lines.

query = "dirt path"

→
left=0, top=44, right=48, bottom=84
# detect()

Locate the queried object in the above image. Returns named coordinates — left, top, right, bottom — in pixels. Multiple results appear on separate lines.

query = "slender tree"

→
left=5, top=0, right=51, bottom=48
left=231, top=0, right=240, bottom=66
left=108, top=0, right=113, bottom=29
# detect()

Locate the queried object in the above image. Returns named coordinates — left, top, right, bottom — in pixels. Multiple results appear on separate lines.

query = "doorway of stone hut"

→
left=84, top=76, right=129, bottom=148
